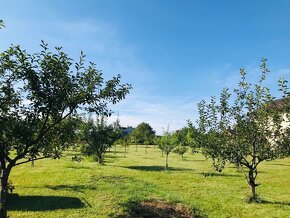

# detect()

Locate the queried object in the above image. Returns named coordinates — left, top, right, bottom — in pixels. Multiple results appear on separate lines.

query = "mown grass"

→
left=8, top=145, right=290, bottom=217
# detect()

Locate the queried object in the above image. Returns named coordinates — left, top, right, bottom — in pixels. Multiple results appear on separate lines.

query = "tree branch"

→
left=14, top=156, right=49, bottom=166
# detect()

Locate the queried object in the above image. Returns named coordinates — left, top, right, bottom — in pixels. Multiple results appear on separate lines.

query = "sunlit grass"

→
left=9, top=145, right=290, bottom=217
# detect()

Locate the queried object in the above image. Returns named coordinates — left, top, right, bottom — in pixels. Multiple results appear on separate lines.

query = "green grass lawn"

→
left=8, top=145, right=290, bottom=217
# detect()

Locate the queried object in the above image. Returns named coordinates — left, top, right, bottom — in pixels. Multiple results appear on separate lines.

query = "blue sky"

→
left=1, top=0, right=290, bottom=134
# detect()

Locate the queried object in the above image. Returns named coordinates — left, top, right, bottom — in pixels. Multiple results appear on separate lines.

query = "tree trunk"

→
left=165, top=153, right=169, bottom=170
left=145, top=146, right=147, bottom=154
left=250, top=183, right=256, bottom=200
left=248, top=168, right=258, bottom=201
left=182, top=154, right=184, bottom=161
left=0, top=166, right=12, bottom=218
left=97, top=156, right=103, bottom=165
left=135, top=145, right=137, bottom=152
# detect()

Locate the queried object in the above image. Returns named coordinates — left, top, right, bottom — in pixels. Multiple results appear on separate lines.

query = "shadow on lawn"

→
left=199, top=172, right=241, bottom=177
left=123, top=165, right=194, bottom=172
left=8, top=194, right=85, bottom=211
left=107, top=151, right=126, bottom=154
left=66, top=165, right=92, bottom=170
left=90, top=175, right=138, bottom=184
left=192, top=159, right=207, bottom=162
left=106, top=154, right=124, bottom=159
left=267, top=163, right=290, bottom=167
left=260, top=199, right=290, bottom=206
left=45, top=184, right=97, bottom=193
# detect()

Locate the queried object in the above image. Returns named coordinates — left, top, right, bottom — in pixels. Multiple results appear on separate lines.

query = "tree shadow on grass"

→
left=226, top=166, right=270, bottom=175
left=8, top=194, right=85, bottom=211
left=267, top=163, right=290, bottom=167
left=107, top=151, right=126, bottom=154
left=66, top=165, right=92, bottom=170
left=259, top=199, right=290, bottom=206
left=90, top=175, right=138, bottom=184
left=45, top=184, right=97, bottom=193
left=106, top=154, right=124, bottom=159
left=192, top=159, right=207, bottom=162
left=199, top=172, right=241, bottom=177
left=142, top=157, right=155, bottom=160
left=123, top=165, right=195, bottom=172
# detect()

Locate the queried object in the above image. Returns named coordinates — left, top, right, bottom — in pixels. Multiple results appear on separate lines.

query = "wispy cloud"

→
left=2, top=16, right=289, bottom=136
left=108, top=95, right=199, bottom=134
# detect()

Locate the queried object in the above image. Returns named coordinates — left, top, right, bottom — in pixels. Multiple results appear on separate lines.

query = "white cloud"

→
left=108, top=95, right=199, bottom=135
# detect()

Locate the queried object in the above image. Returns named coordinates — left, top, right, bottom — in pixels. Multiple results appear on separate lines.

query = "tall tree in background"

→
left=0, top=42, right=131, bottom=217
left=130, top=122, right=156, bottom=153
left=197, top=59, right=290, bottom=201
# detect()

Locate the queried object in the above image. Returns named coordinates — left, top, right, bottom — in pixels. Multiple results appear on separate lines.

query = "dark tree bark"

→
left=124, top=146, right=127, bottom=158
left=0, top=162, right=13, bottom=218
left=248, top=168, right=258, bottom=201
left=165, top=152, right=169, bottom=170
left=97, top=155, right=103, bottom=165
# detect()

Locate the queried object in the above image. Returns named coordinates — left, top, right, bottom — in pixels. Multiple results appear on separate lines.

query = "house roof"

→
left=269, top=98, right=289, bottom=111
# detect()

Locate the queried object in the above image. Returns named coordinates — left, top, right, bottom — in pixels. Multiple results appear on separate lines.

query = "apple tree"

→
left=197, top=59, right=290, bottom=201
left=0, top=42, right=131, bottom=217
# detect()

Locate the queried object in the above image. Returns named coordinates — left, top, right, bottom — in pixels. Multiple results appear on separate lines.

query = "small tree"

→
left=80, top=116, right=121, bottom=164
left=130, top=135, right=138, bottom=151
left=119, top=138, right=130, bottom=158
left=0, top=42, right=131, bottom=217
left=197, top=59, right=290, bottom=201
left=172, top=127, right=197, bottom=160
left=174, top=145, right=188, bottom=160
left=156, top=129, right=177, bottom=170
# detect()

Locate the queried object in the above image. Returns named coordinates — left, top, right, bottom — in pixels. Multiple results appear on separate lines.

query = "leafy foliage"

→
left=80, top=116, right=122, bottom=164
left=0, top=42, right=131, bottom=217
left=172, top=125, right=200, bottom=160
left=130, top=122, right=156, bottom=145
left=197, top=59, right=290, bottom=201
left=155, top=129, right=177, bottom=170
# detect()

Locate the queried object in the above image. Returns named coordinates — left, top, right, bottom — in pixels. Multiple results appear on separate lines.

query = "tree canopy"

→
left=197, top=59, right=290, bottom=201
left=130, top=122, right=156, bottom=145
left=80, top=116, right=122, bottom=164
left=0, top=42, right=131, bottom=217
left=156, top=129, right=177, bottom=170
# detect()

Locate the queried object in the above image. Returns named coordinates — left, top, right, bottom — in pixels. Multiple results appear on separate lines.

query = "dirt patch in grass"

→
left=119, top=199, right=197, bottom=218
